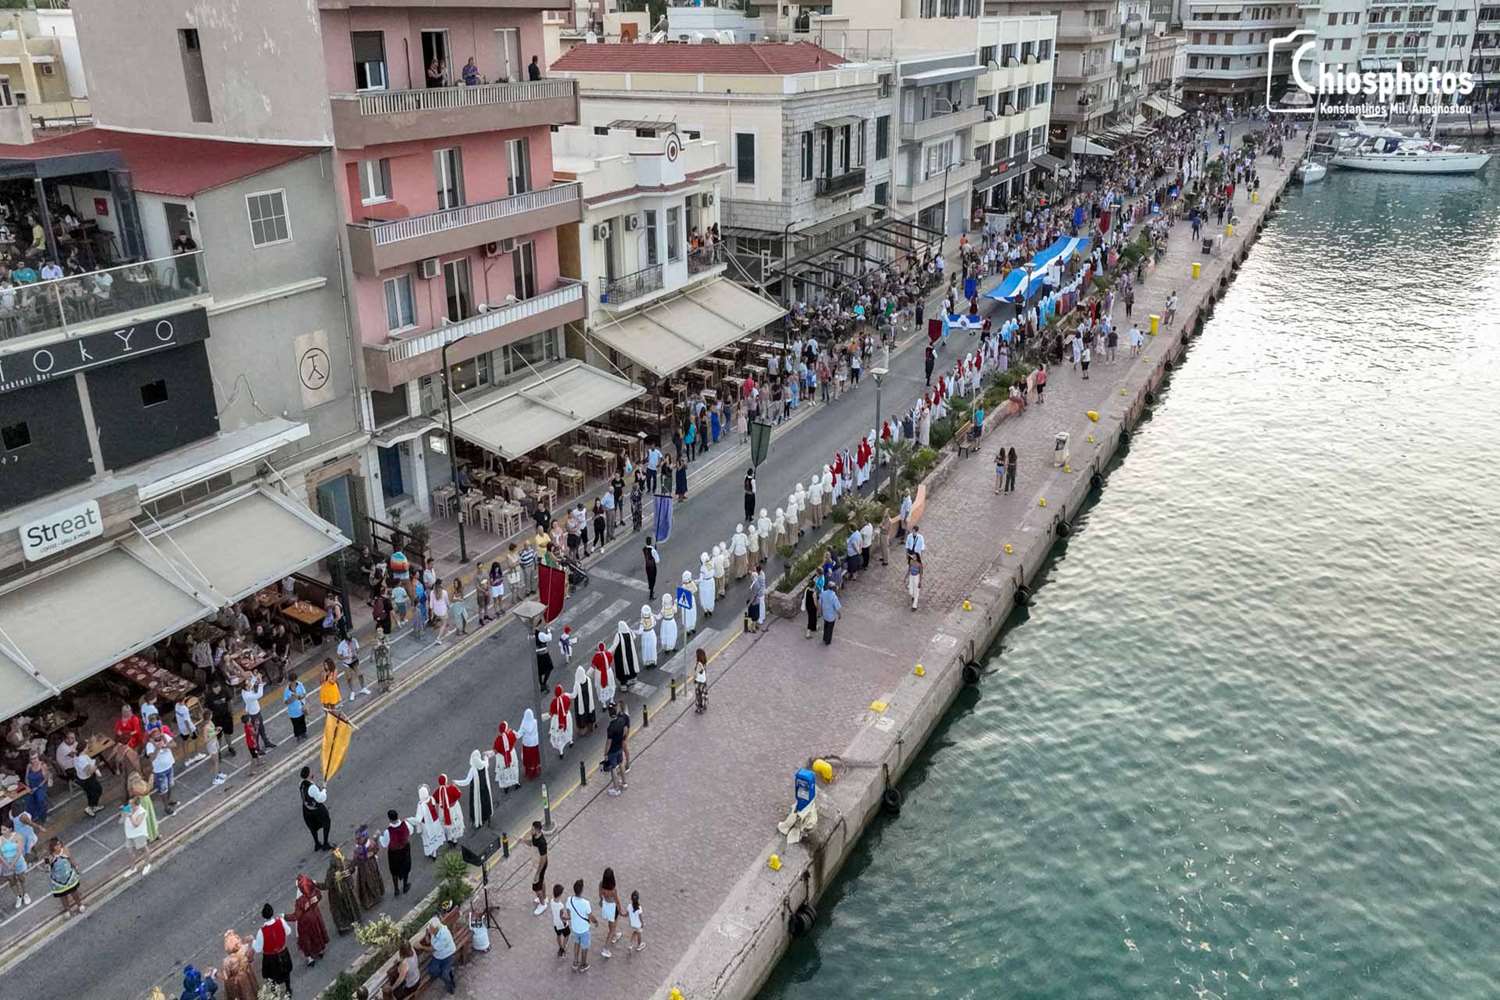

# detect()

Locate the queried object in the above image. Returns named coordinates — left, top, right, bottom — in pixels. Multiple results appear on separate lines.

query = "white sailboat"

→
left=1330, top=133, right=1492, bottom=174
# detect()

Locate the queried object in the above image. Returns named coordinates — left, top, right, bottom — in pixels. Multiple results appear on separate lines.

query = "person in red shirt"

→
left=242, top=714, right=264, bottom=761
left=113, top=705, right=144, bottom=752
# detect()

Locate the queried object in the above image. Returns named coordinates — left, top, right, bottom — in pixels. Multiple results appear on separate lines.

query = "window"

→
left=980, top=44, right=996, bottom=67
left=820, top=127, right=834, bottom=177
left=512, top=240, right=537, bottom=300
left=352, top=31, right=387, bottom=90
left=1323, top=38, right=1333, bottom=50
left=976, top=143, right=991, bottom=166
left=1, top=420, right=29, bottom=451
left=177, top=28, right=212, bottom=123
left=384, top=274, right=416, bottom=331
left=874, top=181, right=889, bottom=206
left=856, top=119, right=866, bottom=167
left=734, top=133, right=755, bottom=184
left=1192, top=31, right=1202, bottom=44
left=245, top=190, right=290, bottom=247
left=506, top=137, right=531, bottom=196
left=447, top=353, right=491, bottom=394
left=1000, top=43, right=1016, bottom=65
left=359, top=158, right=391, bottom=203
left=876, top=115, right=890, bottom=159
left=1035, top=83, right=1049, bottom=104
left=667, top=205, right=682, bottom=261
left=1341, top=38, right=1352, bottom=50
left=1031, top=126, right=1044, bottom=147
left=838, top=124, right=851, bottom=172
left=1020, top=40, right=1034, bottom=62
left=923, top=139, right=954, bottom=179
left=140, top=379, right=169, bottom=408
left=435, top=147, right=465, bottom=209
left=644, top=209, right=659, bottom=266
left=1327, top=12, right=1336, bottom=25
left=501, top=330, right=560, bottom=377
left=800, top=131, right=813, bottom=181
left=1220, top=56, right=1231, bottom=69
left=1038, top=39, right=1052, bottom=61
left=443, top=258, right=474, bottom=322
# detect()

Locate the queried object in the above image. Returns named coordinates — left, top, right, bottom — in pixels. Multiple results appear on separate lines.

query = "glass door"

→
left=443, top=258, right=474, bottom=322
left=511, top=240, right=537, bottom=300
left=495, top=28, right=521, bottom=82
left=434, top=147, right=465, bottom=210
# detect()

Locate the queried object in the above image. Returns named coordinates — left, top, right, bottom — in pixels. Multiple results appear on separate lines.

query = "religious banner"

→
left=653, top=493, right=673, bottom=543
left=321, top=710, right=354, bottom=781
left=538, top=554, right=567, bottom=623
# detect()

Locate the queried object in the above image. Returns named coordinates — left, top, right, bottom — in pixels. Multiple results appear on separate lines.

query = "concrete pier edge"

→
left=663, top=150, right=1302, bottom=1000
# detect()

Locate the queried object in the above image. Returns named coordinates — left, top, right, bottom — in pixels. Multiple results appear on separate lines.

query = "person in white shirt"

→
left=121, top=795, right=152, bottom=876
left=39, top=261, right=63, bottom=281
left=242, top=672, right=274, bottom=751
left=566, top=879, right=598, bottom=973
left=337, top=635, right=368, bottom=697
left=144, top=729, right=178, bottom=814
left=905, top=525, right=926, bottom=557
left=1128, top=323, right=1144, bottom=355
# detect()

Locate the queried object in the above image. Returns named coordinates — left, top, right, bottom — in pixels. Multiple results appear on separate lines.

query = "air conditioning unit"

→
left=624, top=214, right=642, bottom=232
left=418, top=257, right=440, bottom=279
left=483, top=241, right=502, bottom=258
left=701, top=191, right=715, bottom=206
left=593, top=222, right=612, bottom=241
left=499, top=237, right=516, bottom=254
left=987, top=59, right=1000, bottom=71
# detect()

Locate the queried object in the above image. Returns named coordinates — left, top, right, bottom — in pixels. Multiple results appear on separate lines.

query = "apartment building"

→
left=1177, top=0, right=1300, bottom=103
left=551, top=125, right=784, bottom=390
left=986, top=0, right=1120, bottom=153
left=1475, top=5, right=1500, bottom=100
left=551, top=42, right=892, bottom=296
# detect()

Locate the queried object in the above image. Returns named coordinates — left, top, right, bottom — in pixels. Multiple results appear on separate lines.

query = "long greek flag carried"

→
left=653, top=493, right=673, bottom=543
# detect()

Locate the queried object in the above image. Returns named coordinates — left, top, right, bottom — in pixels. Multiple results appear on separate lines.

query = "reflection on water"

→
left=758, top=169, right=1500, bottom=1000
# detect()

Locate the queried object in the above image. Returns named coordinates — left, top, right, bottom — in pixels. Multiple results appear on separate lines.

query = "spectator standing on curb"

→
left=144, top=729, right=178, bottom=815
left=46, top=839, right=83, bottom=917
left=995, top=449, right=1007, bottom=495
left=284, top=674, right=309, bottom=741
left=1, top=824, right=31, bottom=907
left=626, top=890, right=645, bottom=952
left=242, top=671, right=274, bottom=750
left=549, top=884, right=569, bottom=956
left=819, top=582, right=843, bottom=645
left=529, top=820, right=549, bottom=915
left=121, top=794, right=152, bottom=876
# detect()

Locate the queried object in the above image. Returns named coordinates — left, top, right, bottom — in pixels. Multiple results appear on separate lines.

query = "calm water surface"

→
left=759, top=168, right=1500, bottom=999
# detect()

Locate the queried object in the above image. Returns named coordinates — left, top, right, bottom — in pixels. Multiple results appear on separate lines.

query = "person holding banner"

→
left=299, top=766, right=332, bottom=851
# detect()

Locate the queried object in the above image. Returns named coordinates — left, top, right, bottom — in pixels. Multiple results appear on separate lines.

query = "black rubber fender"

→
left=789, top=901, right=819, bottom=937
left=1015, top=585, right=1032, bottom=607
left=881, top=786, right=904, bottom=816
left=1089, top=471, right=1103, bottom=491
left=1056, top=519, right=1072, bottom=538
left=962, top=662, right=982, bottom=686
left=1144, top=389, right=1156, bottom=405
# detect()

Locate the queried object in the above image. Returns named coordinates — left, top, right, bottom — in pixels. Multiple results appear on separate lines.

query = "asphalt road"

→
left=8, top=276, right=970, bottom=1000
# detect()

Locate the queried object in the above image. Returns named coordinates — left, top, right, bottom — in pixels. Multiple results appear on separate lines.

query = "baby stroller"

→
left=561, top=552, right=591, bottom=589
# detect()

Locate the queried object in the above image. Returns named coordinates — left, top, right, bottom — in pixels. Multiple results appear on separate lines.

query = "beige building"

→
left=0, top=7, right=89, bottom=126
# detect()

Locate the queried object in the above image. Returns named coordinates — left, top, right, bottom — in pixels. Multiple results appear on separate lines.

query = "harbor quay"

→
left=428, top=135, right=1308, bottom=1000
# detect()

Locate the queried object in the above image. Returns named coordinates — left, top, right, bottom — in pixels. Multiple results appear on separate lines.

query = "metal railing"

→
left=687, top=243, right=726, bottom=275
left=0, top=251, right=209, bottom=345
left=379, top=280, right=584, bottom=363
left=355, top=183, right=581, bottom=247
left=599, top=263, right=664, bottom=305
left=342, top=78, right=576, bottom=117
left=816, top=168, right=867, bottom=196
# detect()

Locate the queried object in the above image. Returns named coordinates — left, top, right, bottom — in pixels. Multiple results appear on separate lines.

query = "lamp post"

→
left=939, top=161, right=956, bottom=239
left=870, top=367, right=887, bottom=498
left=441, top=333, right=468, bottom=563
left=780, top=219, right=795, bottom=353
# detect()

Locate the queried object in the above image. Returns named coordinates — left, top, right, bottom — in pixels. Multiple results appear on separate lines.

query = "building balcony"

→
left=816, top=167, right=867, bottom=196
left=320, top=0, right=566, bottom=9
left=599, top=263, right=664, bottom=309
left=900, top=104, right=986, bottom=145
left=1123, top=18, right=1145, bottom=36
left=363, top=279, right=587, bottom=394
left=687, top=242, right=726, bottom=277
left=0, top=251, right=209, bottom=351
left=1056, top=23, right=1119, bottom=44
left=1050, top=97, right=1117, bottom=122
left=1054, top=59, right=1117, bottom=83
left=329, top=78, right=579, bottom=150
left=347, top=183, right=581, bottom=277
left=894, top=159, right=982, bottom=207
left=1366, top=19, right=1433, bottom=31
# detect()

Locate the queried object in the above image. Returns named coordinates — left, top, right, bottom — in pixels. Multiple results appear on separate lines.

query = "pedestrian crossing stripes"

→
left=660, top=627, right=721, bottom=677
left=587, top=566, right=649, bottom=592
left=579, top=598, right=632, bottom=638
left=556, top=590, right=602, bottom=626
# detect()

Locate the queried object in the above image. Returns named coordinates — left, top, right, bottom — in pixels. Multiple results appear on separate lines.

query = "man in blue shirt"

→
left=819, top=583, right=842, bottom=646
left=645, top=445, right=662, bottom=494
left=283, top=676, right=308, bottom=741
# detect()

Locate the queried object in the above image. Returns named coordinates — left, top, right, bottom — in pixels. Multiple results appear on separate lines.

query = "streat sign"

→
left=1266, top=30, right=1476, bottom=115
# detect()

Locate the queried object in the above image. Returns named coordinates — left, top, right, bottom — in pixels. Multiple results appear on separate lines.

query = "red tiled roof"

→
left=551, top=42, right=846, bottom=76
left=0, top=128, right=320, bottom=197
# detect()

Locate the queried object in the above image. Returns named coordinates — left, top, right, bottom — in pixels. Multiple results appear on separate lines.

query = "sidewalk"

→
left=450, top=139, right=1302, bottom=999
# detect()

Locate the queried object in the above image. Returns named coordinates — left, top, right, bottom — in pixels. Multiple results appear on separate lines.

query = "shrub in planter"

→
left=325, top=972, right=359, bottom=1000
left=355, top=914, right=403, bottom=961
left=434, top=848, right=471, bottom=910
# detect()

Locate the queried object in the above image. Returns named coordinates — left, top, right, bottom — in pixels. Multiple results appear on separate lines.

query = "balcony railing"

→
left=815, top=167, right=867, bottom=196
left=0, top=251, right=209, bottom=345
left=349, top=78, right=575, bottom=117
left=900, top=104, right=986, bottom=144
left=363, top=184, right=581, bottom=247
left=687, top=242, right=726, bottom=275
left=599, top=263, right=664, bottom=306
left=379, top=280, right=585, bottom=364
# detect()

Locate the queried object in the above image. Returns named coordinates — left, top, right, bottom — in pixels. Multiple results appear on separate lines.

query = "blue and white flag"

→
left=653, top=493, right=673, bottom=544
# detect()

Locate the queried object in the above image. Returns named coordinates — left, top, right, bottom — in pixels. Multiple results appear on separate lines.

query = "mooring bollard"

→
left=642, top=702, right=650, bottom=727
left=542, top=783, right=555, bottom=833
left=670, top=678, right=677, bottom=701
left=579, top=759, right=587, bottom=787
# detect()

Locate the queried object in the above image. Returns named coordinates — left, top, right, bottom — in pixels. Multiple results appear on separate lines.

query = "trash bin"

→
left=1053, top=431, right=1070, bottom=468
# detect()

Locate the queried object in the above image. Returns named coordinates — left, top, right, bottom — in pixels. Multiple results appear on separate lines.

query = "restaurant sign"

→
left=20, top=499, right=103, bottom=561
left=0, top=306, right=211, bottom=395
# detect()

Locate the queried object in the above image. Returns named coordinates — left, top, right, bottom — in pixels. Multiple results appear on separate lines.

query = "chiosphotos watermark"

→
left=1265, top=30, right=1476, bottom=114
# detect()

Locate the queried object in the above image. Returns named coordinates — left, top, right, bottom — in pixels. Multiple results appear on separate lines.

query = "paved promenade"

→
left=453, top=137, right=1305, bottom=999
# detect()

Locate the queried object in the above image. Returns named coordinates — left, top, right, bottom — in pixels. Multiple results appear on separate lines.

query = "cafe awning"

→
left=1071, top=135, right=1117, bottom=157
left=1034, top=152, right=1067, bottom=173
left=0, top=546, right=216, bottom=719
left=127, top=487, right=350, bottom=605
left=1163, top=100, right=1187, bottom=118
left=448, top=360, right=645, bottom=461
left=1143, top=95, right=1169, bottom=114
left=588, top=277, right=786, bottom=379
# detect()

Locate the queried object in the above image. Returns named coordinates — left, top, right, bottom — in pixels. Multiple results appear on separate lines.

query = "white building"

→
left=552, top=125, right=785, bottom=386
left=1177, top=0, right=1300, bottom=104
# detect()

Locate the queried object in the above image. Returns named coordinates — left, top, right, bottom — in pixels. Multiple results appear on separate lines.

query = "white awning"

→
left=1163, top=101, right=1187, bottom=118
left=588, top=277, right=786, bottom=379
left=903, top=65, right=984, bottom=86
left=1143, top=95, right=1169, bottom=114
left=1071, top=135, right=1117, bottom=157
left=127, top=487, right=350, bottom=605
left=0, top=547, right=216, bottom=720
left=1033, top=152, right=1067, bottom=173
left=373, top=415, right=440, bottom=449
left=449, top=360, right=645, bottom=461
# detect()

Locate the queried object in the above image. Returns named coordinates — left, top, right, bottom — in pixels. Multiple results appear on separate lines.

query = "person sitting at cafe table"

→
left=39, top=260, right=63, bottom=282
left=11, top=261, right=37, bottom=284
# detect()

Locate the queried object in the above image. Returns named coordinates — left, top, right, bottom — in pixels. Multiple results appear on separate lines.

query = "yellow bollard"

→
left=1225, top=222, right=1235, bottom=237
left=1149, top=314, right=1161, bottom=335
left=1191, top=261, right=1201, bottom=280
left=1251, top=191, right=1260, bottom=204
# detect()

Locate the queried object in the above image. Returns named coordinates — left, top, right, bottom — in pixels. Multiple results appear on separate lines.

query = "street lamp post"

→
left=441, top=334, right=468, bottom=564
left=780, top=220, right=795, bottom=353
left=870, top=367, right=887, bottom=498
left=939, top=161, right=956, bottom=239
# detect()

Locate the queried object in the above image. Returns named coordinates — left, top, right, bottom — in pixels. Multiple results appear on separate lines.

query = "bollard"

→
left=542, top=782, right=555, bottom=833
left=501, top=832, right=510, bottom=860
left=1149, top=313, right=1160, bottom=336
left=642, top=702, right=649, bottom=727
left=579, top=759, right=587, bottom=787
left=1191, top=261, right=1201, bottom=280
left=670, top=678, right=677, bottom=701
left=1225, top=222, right=1234, bottom=237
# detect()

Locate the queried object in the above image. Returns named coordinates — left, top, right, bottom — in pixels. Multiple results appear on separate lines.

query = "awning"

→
left=1071, top=135, right=1116, bottom=157
left=448, top=360, right=645, bottom=461
left=1033, top=152, right=1067, bottom=173
left=1143, top=95, right=1169, bottom=114
left=373, top=415, right=440, bottom=449
left=127, top=487, right=350, bottom=605
left=1163, top=101, right=1187, bottom=118
left=902, top=65, right=983, bottom=87
left=0, top=547, right=215, bottom=719
left=589, top=277, right=786, bottom=379
left=818, top=115, right=864, bottom=129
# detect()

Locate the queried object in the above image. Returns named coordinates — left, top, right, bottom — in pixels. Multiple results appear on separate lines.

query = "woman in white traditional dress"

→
left=698, top=554, right=717, bottom=617
left=771, top=508, right=789, bottom=551
left=807, top=477, right=824, bottom=528
left=820, top=465, right=835, bottom=518
left=677, top=571, right=698, bottom=636
left=713, top=544, right=728, bottom=596
left=746, top=515, right=760, bottom=563
left=452, top=748, right=494, bottom=828
left=731, top=525, right=749, bottom=580
left=658, top=593, right=679, bottom=655
left=637, top=604, right=658, bottom=667
left=492, top=722, right=520, bottom=794
left=590, top=642, right=617, bottom=707
left=571, top=665, right=597, bottom=737
left=413, top=785, right=444, bottom=859
left=548, top=684, right=573, bottom=757
left=518, top=708, right=542, bottom=781
left=611, top=620, right=640, bottom=685
left=756, top=508, right=772, bottom=550
left=792, top=484, right=808, bottom=535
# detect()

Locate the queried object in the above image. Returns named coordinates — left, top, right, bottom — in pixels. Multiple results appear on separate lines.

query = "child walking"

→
left=626, top=890, right=645, bottom=952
